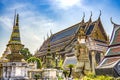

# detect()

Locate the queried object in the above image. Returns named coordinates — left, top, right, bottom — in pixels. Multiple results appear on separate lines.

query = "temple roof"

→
left=50, top=24, right=79, bottom=42
left=35, top=14, right=108, bottom=57
left=105, top=18, right=120, bottom=57
left=86, top=24, right=94, bottom=35
left=38, top=23, right=81, bottom=55
left=97, top=56, right=120, bottom=68
left=106, top=47, right=120, bottom=56
left=110, top=27, right=120, bottom=45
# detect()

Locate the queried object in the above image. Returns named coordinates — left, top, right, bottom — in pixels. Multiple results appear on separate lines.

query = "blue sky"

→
left=0, top=0, right=120, bottom=55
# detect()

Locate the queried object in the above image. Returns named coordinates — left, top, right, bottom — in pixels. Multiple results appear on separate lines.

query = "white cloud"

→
left=51, top=0, right=83, bottom=10
left=0, top=2, right=61, bottom=55
left=0, top=0, right=115, bottom=56
left=19, top=12, right=61, bottom=54
left=0, top=16, right=13, bottom=30
left=20, top=16, right=58, bottom=54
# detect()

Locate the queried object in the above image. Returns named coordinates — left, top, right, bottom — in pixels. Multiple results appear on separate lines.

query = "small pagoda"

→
left=45, top=44, right=54, bottom=68
left=96, top=18, right=120, bottom=77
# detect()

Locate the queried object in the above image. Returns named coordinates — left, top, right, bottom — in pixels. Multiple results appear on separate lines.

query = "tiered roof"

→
left=96, top=18, right=120, bottom=69
left=105, top=18, right=120, bottom=57
left=35, top=12, right=108, bottom=57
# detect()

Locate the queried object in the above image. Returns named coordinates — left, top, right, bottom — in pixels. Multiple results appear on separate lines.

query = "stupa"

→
left=0, top=12, right=28, bottom=80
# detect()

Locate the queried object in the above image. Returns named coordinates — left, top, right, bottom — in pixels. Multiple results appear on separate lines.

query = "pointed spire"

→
left=81, top=12, right=85, bottom=23
left=98, top=10, right=101, bottom=20
left=8, top=12, right=21, bottom=44
left=13, top=10, right=16, bottom=27
left=15, top=13, right=19, bottom=26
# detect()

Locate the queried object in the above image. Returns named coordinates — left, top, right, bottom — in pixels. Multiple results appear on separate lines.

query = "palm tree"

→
left=67, top=64, right=74, bottom=77
left=27, top=57, right=42, bottom=69
left=63, top=70, right=68, bottom=78
left=34, top=74, right=40, bottom=80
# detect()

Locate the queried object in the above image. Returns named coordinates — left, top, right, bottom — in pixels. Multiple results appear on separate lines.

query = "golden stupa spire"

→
left=9, top=11, right=21, bottom=44
left=6, top=11, right=24, bottom=62
left=13, top=10, right=16, bottom=27
left=15, top=13, right=19, bottom=26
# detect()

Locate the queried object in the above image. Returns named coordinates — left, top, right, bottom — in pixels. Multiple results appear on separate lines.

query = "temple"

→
left=35, top=11, right=109, bottom=74
left=0, top=12, right=28, bottom=80
left=96, top=18, right=120, bottom=77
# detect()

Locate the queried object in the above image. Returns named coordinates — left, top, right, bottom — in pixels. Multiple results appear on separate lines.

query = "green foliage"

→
left=74, top=78, right=79, bottom=80
left=58, top=76, right=63, bottom=80
left=63, top=70, right=68, bottom=78
left=34, top=74, right=40, bottom=80
left=67, top=64, right=74, bottom=77
left=82, top=72, right=114, bottom=80
left=20, top=48, right=32, bottom=60
left=27, top=57, right=42, bottom=69
left=67, top=64, right=74, bottom=68
left=58, top=59, right=63, bottom=68
left=51, top=59, right=56, bottom=67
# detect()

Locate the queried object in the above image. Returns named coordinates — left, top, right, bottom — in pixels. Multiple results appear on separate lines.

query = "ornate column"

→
left=91, top=50, right=95, bottom=74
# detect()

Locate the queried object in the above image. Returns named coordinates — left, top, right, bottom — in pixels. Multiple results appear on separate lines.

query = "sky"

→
left=0, top=0, right=120, bottom=55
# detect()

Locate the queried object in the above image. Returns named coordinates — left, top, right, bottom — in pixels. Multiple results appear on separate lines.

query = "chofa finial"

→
left=110, top=17, right=114, bottom=24
left=98, top=10, right=101, bottom=19
left=82, top=12, right=85, bottom=22
left=83, top=12, right=85, bottom=19
left=50, top=29, right=52, bottom=36
left=99, top=10, right=101, bottom=17
left=88, top=11, right=92, bottom=22
left=90, top=11, right=92, bottom=18
left=110, top=17, right=120, bottom=26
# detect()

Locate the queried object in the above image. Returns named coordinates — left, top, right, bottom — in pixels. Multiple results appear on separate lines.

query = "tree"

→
left=67, top=64, right=74, bottom=77
left=58, top=59, right=63, bottom=69
left=63, top=70, right=68, bottom=78
left=34, top=74, right=40, bottom=80
left=20, top=48, right=32, bottom=60
left=27, top=57, right=42, bottom=69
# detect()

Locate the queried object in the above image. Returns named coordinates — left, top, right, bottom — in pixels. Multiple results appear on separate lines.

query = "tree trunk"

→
left=64, top=73, right=66, bottom=78
left=68, top=68, right=72, bottom=77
